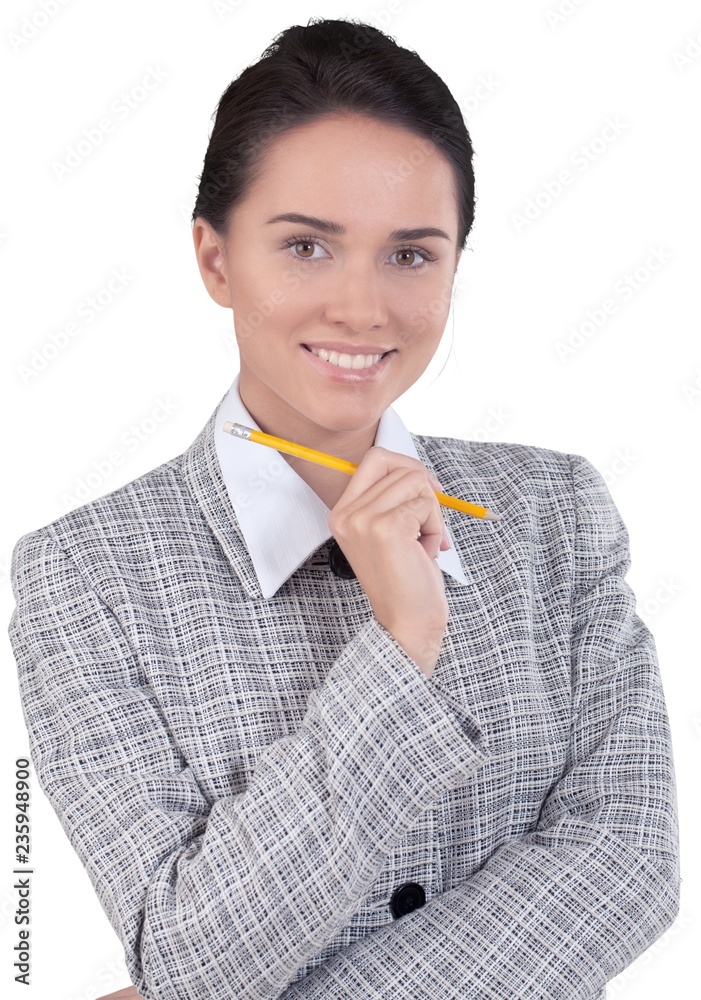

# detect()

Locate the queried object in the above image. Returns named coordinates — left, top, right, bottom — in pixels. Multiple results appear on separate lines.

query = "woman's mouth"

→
left=304, top=345, right=390, bottom=370
left=301, top=344, right=395, bottom=382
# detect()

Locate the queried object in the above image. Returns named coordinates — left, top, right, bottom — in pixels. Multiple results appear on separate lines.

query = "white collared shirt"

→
left=214, top=375, right=468, bottom=598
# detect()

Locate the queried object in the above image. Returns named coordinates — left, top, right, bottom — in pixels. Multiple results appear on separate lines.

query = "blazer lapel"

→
left=181, top=401, right=265, bottom=601
left=411, top=433, right=511, bottom=588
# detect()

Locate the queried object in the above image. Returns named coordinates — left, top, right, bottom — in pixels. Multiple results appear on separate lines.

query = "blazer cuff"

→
left=306, top=617, right=487, bottom=825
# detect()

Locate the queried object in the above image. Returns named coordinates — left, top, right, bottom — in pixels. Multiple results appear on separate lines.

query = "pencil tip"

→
left=485, top=510, right=501, bottom=522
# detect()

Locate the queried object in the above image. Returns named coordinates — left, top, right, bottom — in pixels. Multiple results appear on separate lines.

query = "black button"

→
left=328, top=540, right=356, bottom=579
left=389, top=882, right=426, bottom=919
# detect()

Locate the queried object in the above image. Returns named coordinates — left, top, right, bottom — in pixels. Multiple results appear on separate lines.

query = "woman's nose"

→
left=322, top=264, right=389, bottom=332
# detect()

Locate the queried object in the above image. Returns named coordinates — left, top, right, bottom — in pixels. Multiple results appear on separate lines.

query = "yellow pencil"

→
left=223, top=422, right=500, bottom=521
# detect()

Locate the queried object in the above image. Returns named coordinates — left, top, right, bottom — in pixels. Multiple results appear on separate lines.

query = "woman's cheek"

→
left=281, top=269, right=302, bottom=292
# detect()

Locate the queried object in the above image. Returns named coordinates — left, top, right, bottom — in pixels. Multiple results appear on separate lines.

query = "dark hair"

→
left=192, top=18, right=475, bottom=249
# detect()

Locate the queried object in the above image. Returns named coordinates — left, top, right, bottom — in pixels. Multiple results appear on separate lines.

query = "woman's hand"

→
left=96, top=988, right=144, bottom=1000
left=327, top=446, right=451, bottom=678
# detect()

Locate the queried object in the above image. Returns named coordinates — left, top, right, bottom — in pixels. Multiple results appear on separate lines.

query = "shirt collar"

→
left=213, top=375, right=469, bottom=599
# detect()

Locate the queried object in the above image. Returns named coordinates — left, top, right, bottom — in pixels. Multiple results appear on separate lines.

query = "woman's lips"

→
left=301, top=344, right=394, bottom=381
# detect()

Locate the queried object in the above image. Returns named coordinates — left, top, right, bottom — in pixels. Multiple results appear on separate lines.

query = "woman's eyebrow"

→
left=266, top=212, right=452, bottom=242
left=267, top=212, right=344, bottom=234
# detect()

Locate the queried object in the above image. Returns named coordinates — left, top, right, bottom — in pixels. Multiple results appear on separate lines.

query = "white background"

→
left=1, top=0, right=699, bottom=997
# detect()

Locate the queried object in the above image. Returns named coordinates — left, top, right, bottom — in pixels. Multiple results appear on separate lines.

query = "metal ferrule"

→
left=222, top=422, right=252, bottom=440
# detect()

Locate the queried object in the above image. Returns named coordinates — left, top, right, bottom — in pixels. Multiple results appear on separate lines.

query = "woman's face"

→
left=195, top=114, right=462, bottom=443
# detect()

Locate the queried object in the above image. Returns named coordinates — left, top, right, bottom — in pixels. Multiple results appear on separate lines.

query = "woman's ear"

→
left=192, top=217, right=233, bottom=308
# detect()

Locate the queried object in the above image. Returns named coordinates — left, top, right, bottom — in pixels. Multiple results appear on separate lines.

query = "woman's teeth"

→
left=307, top=346, right=383, bottom=370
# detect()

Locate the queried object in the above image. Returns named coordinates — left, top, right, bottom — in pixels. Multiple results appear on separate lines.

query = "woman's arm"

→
left=279, top=453, right=680, bottom=998
left=10, top=529, right=486, bottom=1000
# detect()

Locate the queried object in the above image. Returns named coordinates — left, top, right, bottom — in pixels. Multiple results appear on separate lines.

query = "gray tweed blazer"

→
left=9, top=400, right=679, bottom=999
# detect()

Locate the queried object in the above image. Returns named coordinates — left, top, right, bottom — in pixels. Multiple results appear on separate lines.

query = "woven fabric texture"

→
left=9, top=402, right=679, bottom=999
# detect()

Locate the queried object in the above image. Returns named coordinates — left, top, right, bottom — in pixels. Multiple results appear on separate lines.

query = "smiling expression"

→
left=194, top=114, right=462, bottom=452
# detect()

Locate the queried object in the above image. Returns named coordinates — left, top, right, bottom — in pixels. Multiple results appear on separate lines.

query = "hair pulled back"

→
left=192, top=18, right=475, bottom=249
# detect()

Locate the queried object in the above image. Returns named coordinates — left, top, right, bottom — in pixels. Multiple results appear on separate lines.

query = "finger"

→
left=439, top=523, right=452, bottom=550
left=337, top=471, right=446, bottom=556
left=335, top=467, right=440, bottom=530
left=386, top=503, right=443, bottom=559
left=336, top=445, right=439, bottom=507
left=335, top=466, right=431, bottom=519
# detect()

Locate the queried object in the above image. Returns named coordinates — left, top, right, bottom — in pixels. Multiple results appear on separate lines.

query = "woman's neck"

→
left=237, top=378, right=380, bottom=510
left=282, top=453, right=362, bottom=510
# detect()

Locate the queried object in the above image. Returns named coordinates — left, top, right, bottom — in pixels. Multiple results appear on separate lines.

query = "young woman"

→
left=10, top=18, right=679, bottom=1000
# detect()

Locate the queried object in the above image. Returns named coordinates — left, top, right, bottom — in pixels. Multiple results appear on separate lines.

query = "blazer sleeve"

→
left=280, top=453, right=681, bottom=999
left=9, top=527, right=487, bottom=1000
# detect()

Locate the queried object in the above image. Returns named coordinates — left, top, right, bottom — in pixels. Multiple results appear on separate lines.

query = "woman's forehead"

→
left=237, top=115, right=460, bottom=237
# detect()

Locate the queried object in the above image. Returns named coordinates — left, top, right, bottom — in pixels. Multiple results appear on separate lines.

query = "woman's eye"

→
left=294, top=241, right=317, bottom=258
left=284, top=238, right=329, bottom=260
left=389, top=248, right=429, bottom=268
left=284, top=239, right=432, bottom=267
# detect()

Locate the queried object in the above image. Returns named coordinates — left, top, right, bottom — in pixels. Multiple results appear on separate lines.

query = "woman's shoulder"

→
left=10, top=438, right=201, bottom=589
left=413, top=431, right=588, bottom=483
left=413, top=431, right=617, bottom=527
left=13, top=400, right=224, bottom=559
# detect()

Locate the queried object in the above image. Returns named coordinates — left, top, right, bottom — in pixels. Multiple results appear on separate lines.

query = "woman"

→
left=10, top=17, right=679, bottom=1000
